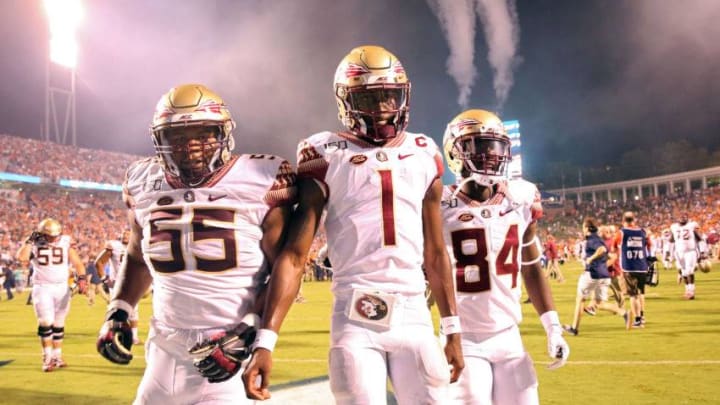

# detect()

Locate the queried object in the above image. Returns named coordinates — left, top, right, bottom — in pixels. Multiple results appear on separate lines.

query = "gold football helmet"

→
left=35, top=218, right=62, bottom=245
left=151, top=84, right=236, bottom=187
left=443, top=109, right=511, bottom=187
left=334, top=45, right=410, bottom=144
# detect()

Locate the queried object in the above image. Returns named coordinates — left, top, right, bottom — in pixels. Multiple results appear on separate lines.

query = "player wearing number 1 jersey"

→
left=441, top=109, right=569, bottom=404
left=243, top=45, right=463, bottom=404
left=16, top=218, right=87, bottom=372
left=95, top=84, right=295, bottom=404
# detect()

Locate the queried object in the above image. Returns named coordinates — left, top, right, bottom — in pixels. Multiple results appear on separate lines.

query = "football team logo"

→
left=350, top=154, right=368, bottom=165
left=354, top=294, right=389, bottom=321
left=458, top=213, right=474, bottom=222
left=157, top=196, right=173, bottom=206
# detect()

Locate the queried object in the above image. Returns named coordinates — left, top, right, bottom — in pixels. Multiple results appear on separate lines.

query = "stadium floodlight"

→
left=44, top=0, right=83, bottom=68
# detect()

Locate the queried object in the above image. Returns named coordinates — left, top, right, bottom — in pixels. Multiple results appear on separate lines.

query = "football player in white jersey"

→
left=16, top=218, right=87, bottom=372
left=95, top=84, right=295, bottom=404
left=243, top=45, right=464, bottom=404
left=95, top=229, right=143, bottom=344
left=660, top=228, right=675, bottom=270
left=440, top=109, right=570, bottom=404
left=670, top=214, right=702, bottom=299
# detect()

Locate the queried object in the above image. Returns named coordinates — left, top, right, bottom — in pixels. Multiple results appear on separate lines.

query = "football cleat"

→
left=42, top=354, right=55, bottom=372
left=562, top=325, right=578, bottom=336
left=53, top=357, right=67, bottom=368
left=583, top=306, right=596, bottom=316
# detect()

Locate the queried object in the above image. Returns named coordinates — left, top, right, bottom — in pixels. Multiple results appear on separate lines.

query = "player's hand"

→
left=546, top=326, right=570, bottom=370
left=444, top=333, right=465, bottom=383
left=77, top=275, right=88, bottom=295
left=97, top=308, right=133, bottom=365
left=189, top=322, right=257, bottom=383
left=242, top=348, right=273, bottom=400
left=101, top=275, right=114, bottom=294
left=25, top=231, right=41, bottom=244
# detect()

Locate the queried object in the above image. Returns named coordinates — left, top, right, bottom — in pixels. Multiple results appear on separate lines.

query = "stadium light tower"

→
left=44, top=0, right=83, bottom=146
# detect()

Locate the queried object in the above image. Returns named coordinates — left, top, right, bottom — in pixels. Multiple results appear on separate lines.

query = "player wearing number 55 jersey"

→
left=16, top=218, right=87, bottom=372
left=95, top=84, right=295, bottom=405
left=243, top=45, right=463, bottom=404
left=441, top=109, right=569, bottom=404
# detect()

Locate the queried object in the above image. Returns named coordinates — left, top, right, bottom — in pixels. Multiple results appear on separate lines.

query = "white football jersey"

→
left=124, top=155, right=296, bottom=329
left=105, top=239, right=127, bottom=280
left=297, top=131, right=443, bottom=295
left=671, top=221, right=699, bottom=253
left=441, top=179, right=542, bottom=334
left=30, top=235, right=73, bottom=285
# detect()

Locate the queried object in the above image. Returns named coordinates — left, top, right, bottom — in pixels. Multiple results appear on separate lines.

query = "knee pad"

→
left=37, top=324, right=53, bottom=339
left=52, top=326, right=65, bottom=341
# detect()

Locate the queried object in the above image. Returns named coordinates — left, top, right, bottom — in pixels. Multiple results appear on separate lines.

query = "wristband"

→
left=540, top=310, right=561, bottom=335
left=440, top=315, right=462, bottom=335
left=253, top=328, right=278, bottom=352
left=108, top=299, right=135, bottom=316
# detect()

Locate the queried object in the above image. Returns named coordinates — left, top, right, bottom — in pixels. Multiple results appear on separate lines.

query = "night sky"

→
left=1, top=0, right=719, bottom=186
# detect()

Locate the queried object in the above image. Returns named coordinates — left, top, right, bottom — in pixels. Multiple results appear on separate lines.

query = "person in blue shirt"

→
left=564, top=218, right=626, bottom=335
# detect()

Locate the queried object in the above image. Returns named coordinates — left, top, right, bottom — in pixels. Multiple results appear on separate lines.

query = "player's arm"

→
left=422, top=178, right=464, bottom=383
left=94, top=244, right=113, bottom=278
left=16, top=242, right=32, bottom=267
left=255, top=204, right=293, bottom=315
left=243, top=177, right=325, bottom=400
left=97, top=209, right=151, bottom=366
left=521, top=221, right=569, bottom=369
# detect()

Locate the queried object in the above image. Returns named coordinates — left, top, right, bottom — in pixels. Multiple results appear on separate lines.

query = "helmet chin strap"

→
left=451, top=173, right=510, bottom=201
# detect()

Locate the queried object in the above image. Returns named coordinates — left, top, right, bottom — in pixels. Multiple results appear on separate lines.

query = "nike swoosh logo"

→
left=398, top=153, right=414, bottom=160
left=208, top=194, right=228, bottom=202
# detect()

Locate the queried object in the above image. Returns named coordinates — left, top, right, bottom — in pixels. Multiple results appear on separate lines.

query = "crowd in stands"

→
left=0, top=134, right=139, bottom=184
left=541, top=186, right=720, bottom=256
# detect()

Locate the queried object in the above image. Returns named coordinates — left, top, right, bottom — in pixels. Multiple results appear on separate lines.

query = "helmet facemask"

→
left=338, top=83, right=410, bottom=144
left=152, top=123, right=233, bottom=187
left=452, top=134, right=511, bottom=188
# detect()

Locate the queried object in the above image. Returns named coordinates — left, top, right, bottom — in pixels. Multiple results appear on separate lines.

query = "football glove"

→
left=97, top=308, right=133, bottom=365
left=546, top=326, right=570, bottom=370
left=101, top=275, right=114, bottom=294
left=540, top=311, right=570, bottom=370
left=188, top=315, right=259, bottom=383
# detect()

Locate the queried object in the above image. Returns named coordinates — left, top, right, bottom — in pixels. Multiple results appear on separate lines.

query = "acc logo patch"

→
left=157, top=196, right=173, bottom=206
left=354, top=294, right=389, bottom=321
left=376, top=151, right=388, bottom=162
left=458, top=213, right=474, bottom=222
left=183, top=191, right=195, bottom=202
left=481, top=209, right=492, bottom=218
left=350, top=154, right=368, bottom=165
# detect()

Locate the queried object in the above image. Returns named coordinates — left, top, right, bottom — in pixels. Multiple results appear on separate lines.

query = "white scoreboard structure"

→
left=503, top=119, right=522, bottom=178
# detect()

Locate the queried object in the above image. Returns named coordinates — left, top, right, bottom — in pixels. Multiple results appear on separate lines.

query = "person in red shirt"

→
left=544, top=235, right=565, bottom=283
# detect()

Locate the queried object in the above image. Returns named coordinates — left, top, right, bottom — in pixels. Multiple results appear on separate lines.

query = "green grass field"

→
left=1, top=262, right=719, bottom=404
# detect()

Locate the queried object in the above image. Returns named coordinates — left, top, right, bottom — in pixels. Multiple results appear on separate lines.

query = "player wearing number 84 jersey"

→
left=441, top=109, right=569, bottom=404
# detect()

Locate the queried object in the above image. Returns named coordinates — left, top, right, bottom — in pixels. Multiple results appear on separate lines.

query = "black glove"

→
left=188, top=322, right=257, bottom=383
left=97, top=308, right=133, bottom=365
left=25, top=231, right=41, bottom=245
left=101, top=276, right=114, bottom=294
